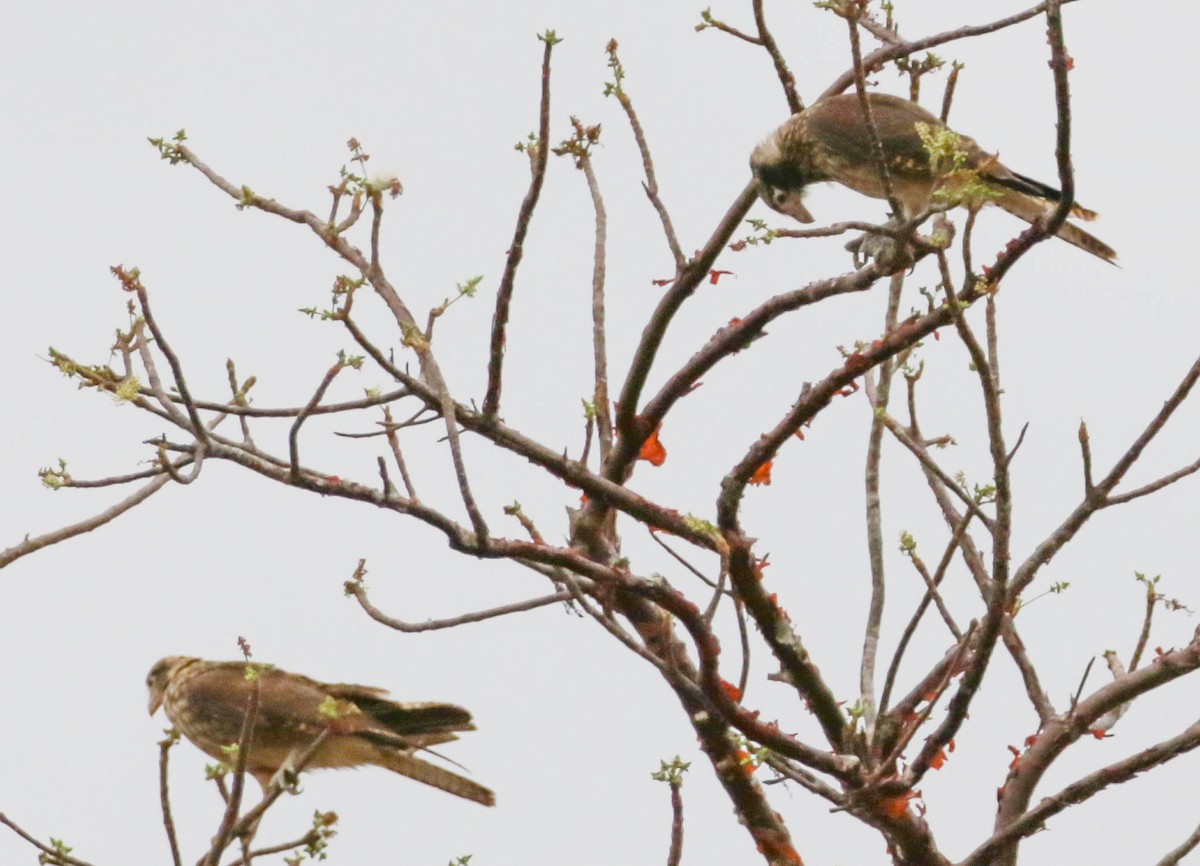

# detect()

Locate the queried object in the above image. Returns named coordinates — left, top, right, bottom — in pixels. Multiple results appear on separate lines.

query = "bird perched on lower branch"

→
left=146, top=656, right=495, bottom=806
left=750, top=92, right=1116, bottom=264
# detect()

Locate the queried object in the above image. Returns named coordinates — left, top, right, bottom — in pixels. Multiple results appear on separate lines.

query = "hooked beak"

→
left=775, top=192, right=814, bottom=224
left=148, top=692, right=163, bottom=716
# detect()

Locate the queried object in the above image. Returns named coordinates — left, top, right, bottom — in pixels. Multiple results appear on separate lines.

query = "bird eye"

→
left=772, top=190, right=789, bottom=207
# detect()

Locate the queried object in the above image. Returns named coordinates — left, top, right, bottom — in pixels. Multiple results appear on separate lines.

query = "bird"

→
left=146, top=656, right=495, bottom=806
left=750, top=92, right=1116, bottom=264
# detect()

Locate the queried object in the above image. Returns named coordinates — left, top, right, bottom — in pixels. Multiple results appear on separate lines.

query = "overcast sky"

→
left=3, top=2, right=1200, bottom=865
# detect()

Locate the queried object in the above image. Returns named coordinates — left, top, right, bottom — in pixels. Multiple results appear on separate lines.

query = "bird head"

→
left=750, top=128, right=816, bottom=224
left=146, top=655, right=194, bottom=715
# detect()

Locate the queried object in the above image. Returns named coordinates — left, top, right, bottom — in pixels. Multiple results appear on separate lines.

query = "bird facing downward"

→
left=146, top=656, right=495, bottom=806
left=750, top=92, right=1116, bottom=264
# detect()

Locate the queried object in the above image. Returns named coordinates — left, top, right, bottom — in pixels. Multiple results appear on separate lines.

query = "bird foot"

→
left=847, top=214, right=957, bottom=271
left=846, top=223, right=915, bottom=271
left=267, top=757, right=304, bottom=795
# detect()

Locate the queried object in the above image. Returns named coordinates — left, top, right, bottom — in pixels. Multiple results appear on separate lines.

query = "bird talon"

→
left=847, top=228, right=914, bottom=271
left=267, top=761, right=304, bottom=795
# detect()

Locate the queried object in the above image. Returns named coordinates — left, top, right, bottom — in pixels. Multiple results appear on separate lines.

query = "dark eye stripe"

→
left=755, top=162, right=807, bottom=191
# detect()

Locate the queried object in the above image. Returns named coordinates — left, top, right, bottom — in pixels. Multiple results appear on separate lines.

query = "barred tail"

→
left=993, top=189, right=1118, bottom=265
left=994, top=170, right=1100, bottom=221
left=376, top=750, right=496, bottom=806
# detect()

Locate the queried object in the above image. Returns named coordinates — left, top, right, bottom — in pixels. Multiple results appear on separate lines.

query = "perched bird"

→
left=750, top=92, right=1116, bottom=263
left=146, top=656, right=495, bottom=806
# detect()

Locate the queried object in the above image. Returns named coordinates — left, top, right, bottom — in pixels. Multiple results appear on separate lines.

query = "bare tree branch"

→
left=483, top=33, right=556, bottom=419
left=604, top=42, right=685, bottom=268
left=345, top=572, right=570, bottom=633
left=1156, top=818, right=1200, bottom=866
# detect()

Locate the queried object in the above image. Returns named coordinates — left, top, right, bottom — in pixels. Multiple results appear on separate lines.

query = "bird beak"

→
left=778, top=195, right=814, bottom=224
left=760, top=186, right=815, bottom=224
left=148, top=692, right=162, bottom=716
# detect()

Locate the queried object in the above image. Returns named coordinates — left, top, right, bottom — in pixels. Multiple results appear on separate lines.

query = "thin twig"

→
left=225, top=360, right=255, bottom=445
left=483, top=34, right=555, bottom=418
left=967, top=715, right=1200, bottom=866
left=699, top=10, right=763, bottom=46
left=992, top=636, right=1200, bottom=866
left=131, top=317, right=188, bottom=426
left=225, top=729, right=334, bottom=845
left=0, top=473, right=171, bottom=569
left=345, top=578, right=570, bottom=632
left=289, top=362, right=346, bottom=483
left=1129, top=577, right=1157, bottom=673
left=177, top=387, right=407, bottom=419
left=734, top=598, right=752, bottom=701
left=120, top=268, right=207, bottom=444
left=201, top=662, right=263, bottom=866
left=561, top=573, right=674, bottom=679
left=0, top=812, right=99, bottom=866
left=859, top=272, right=905, bottom=732
left=666, top=780, right=684, bottom=866
left=157, top=438, right=205, bottom=485
left=159, top=732, right=183, bottom=866
left=1156, top=818, right=1200, bottom=866
left=177, top=131, right=492, bottom=552
left=609, top=180, right=756, bottom=472
left=225, top=830, right=323, bottom=866
left=752, top=0, right=802, bottom=114
left=878, top=515, right=970, bottom=716
left=649, top=529, right=725, bottom=592
left=1010, top=354, right=1200, bottom=600
left=940, top=62, right=961, bottom=123
left=877, top=411, right=995, bottom=532
left=1043, top=0, right=1077, bottom=237
left=381, top=405, right=419, bottom=500
left=1078, top=419, right=1094, bottom=493
left=906, top=253, right=1012, bottom=782
left=761, top=754, right=845, bottom=807
left=579, top=150, right=614, bottom=464
left=1002, top=619, right=1056, bottom=725
left=846, top=7, right=903, bottom=218
left=605, top=42, right=684, bottom=268
left=1106, top=457, right=1200, bottom=506
left=724, top=539, right=848, bottom=752
left=820, top=0, right=1081, bottom=99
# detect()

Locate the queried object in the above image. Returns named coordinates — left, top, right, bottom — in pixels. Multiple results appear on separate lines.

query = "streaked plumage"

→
left=750, top=92, right=1116, bottom=264
left=146, top=656, right=494, bottom=806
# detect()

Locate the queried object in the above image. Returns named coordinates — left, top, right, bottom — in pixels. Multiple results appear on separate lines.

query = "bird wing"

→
left=177, top=662, right=336, bottom=748
left=162, top=660, right=495, bottom=803
left=804, top=93, right=943, bottom=179
left=802, top=93, right=963, bottom=215
left=324, top=682, right=476, bottom=738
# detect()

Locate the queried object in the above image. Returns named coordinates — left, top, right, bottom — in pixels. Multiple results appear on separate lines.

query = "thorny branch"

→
left=19, top=5, right=1195, bottom=866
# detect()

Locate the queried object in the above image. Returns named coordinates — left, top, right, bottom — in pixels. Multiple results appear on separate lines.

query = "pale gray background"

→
left=3, top=1, right=1198, bottom=864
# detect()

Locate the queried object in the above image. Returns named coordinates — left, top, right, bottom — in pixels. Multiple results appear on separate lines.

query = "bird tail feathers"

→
left=376, top=750, right=496, bottom=806
left=994, top=171, right=1099, bottom=222
left=994, top=189, right=1117, bottom=265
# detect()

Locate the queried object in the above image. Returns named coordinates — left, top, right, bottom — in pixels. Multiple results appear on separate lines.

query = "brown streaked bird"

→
left=146, top=656, right=495, bottom=806
left=750, top=92, right=1117, bottom=264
